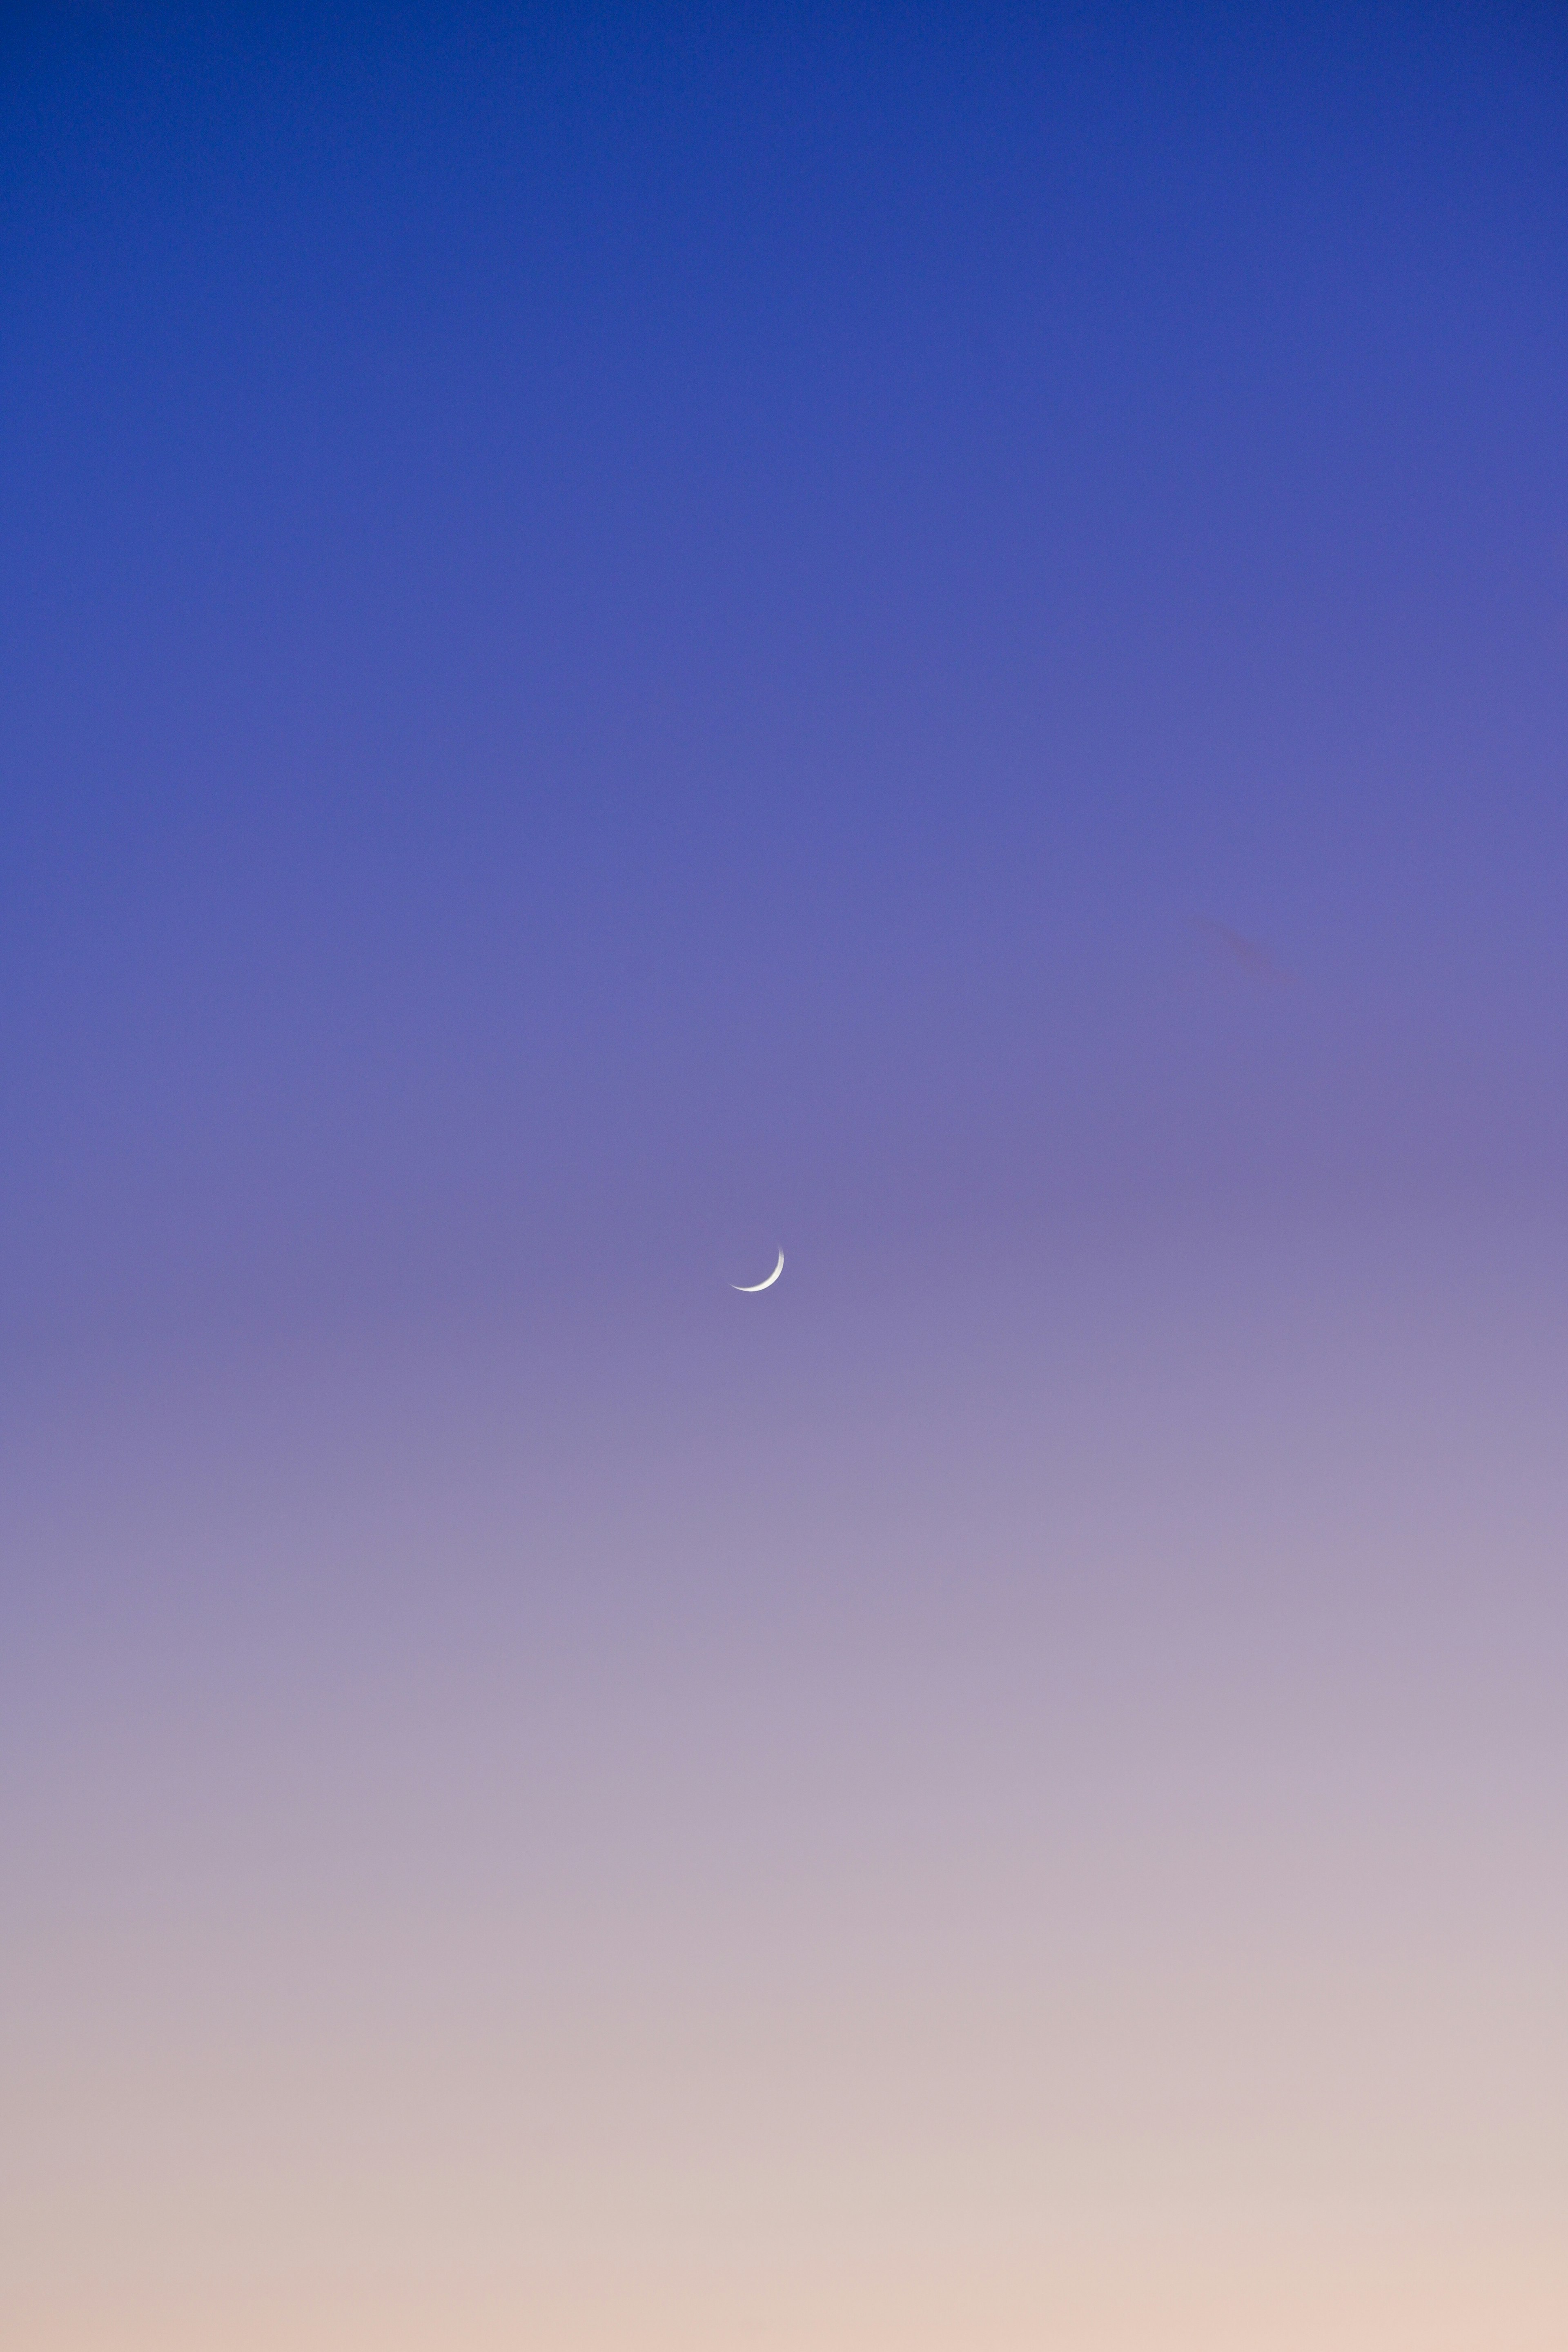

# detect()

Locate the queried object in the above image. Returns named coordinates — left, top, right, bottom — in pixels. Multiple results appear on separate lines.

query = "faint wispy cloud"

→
left=1193, top=916, right=1298, bottom=987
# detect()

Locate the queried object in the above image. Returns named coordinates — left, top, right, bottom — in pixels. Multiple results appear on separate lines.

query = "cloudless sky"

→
left=4, top=10, right=1568, bottom=2349
left=5, top=0, right=1567, bottom=1364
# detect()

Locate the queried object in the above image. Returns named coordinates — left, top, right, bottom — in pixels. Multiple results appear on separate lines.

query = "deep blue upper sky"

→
left=4, top=2, right=1567, bottom=1359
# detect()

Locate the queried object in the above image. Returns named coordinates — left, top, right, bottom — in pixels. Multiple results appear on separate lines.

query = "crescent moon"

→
left=732, top=1249, right=784, bottom=1293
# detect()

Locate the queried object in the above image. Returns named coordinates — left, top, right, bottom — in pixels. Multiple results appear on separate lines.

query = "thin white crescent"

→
left=732, top=1249, right=784, bottom=1293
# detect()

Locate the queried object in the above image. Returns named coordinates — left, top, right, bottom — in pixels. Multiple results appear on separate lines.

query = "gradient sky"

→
left=4, top=6, right=1568, bottom=2348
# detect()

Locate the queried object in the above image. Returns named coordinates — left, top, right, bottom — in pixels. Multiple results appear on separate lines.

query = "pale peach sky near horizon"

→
left=5, top=1223, right=1565, bottom=2351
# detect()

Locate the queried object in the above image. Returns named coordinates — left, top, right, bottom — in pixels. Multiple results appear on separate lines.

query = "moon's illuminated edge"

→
left=731, top=1249, right=784, bottom=1292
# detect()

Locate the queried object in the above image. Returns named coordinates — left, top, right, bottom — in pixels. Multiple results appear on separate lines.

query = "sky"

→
left=3, top=5, right=1568, bottom=2347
